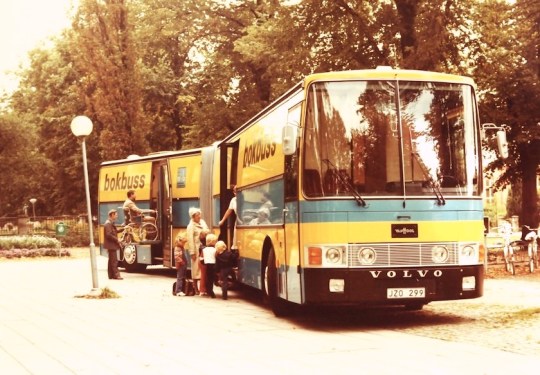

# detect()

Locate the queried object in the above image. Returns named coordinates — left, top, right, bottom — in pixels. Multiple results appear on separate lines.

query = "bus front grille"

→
left=348, top=242, right=459, bottom=267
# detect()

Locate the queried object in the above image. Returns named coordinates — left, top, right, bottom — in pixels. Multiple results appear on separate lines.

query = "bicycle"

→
left=499, top=221, right=515, bottom=275
left=119, top=209, right=158, bottom=244
left=521, top=226, right=538, bottom=273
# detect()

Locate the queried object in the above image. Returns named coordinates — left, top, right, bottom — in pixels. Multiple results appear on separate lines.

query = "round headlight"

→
left=358, top=247, right=376, bottom=265
left=461, top=245, right=475, bottom=257
left=325, top=247, right=342, bottom=264
left=432, top=245, right=449, bottom=263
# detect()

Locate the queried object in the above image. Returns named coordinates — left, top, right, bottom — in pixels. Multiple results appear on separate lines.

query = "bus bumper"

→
left=302, top=265, right=484, bottom=306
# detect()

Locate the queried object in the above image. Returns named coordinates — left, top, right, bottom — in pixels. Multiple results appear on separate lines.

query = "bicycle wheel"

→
left=505, top=257, right=515, bottom=275
left=142, top=223, right=158, bottom=241
left=534, top=244, right=539, bottom=270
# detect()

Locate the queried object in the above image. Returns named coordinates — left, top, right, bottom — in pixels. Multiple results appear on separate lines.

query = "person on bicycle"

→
left=123, top=190, right=144, bottom=225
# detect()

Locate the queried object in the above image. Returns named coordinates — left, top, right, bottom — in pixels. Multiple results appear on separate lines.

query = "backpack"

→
left=183, top=279, right=195, bottom=296
left=172, top=279, right=195, bottom=296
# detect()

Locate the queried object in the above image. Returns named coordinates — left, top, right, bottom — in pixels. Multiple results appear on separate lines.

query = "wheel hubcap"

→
left=124, top=244, right=137, bottom=264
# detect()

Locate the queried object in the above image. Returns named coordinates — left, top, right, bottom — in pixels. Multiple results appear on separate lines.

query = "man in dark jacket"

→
left=104, top=209, right=123, bottom=280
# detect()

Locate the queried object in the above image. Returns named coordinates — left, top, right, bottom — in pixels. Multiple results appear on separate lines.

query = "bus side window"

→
left=304, top=169, right=322, bottom=197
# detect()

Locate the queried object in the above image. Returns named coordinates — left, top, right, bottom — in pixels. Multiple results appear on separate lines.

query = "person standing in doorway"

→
left=104, top=209, right=123, bottom=280
left=219, top=185, right=242, bottom=255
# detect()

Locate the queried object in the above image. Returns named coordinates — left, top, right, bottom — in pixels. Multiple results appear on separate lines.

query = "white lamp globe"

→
left=70, top=116, right=93, bottom=137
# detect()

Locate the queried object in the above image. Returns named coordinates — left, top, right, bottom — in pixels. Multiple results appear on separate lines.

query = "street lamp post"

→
left=29, top=198, right=37, bottom=221
left=70, top=115, right=99, bottom=292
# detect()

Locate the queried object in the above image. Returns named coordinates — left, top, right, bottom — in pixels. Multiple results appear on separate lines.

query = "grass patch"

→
left=75, top=287, right=120, bottom=299
left=484, top=306, right=540, bottom=326
left=512, top=307, right=540, bottom=319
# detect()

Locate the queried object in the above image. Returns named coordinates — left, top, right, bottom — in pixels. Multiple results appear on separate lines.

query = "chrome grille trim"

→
left=348, top=242, right=459, bottom=267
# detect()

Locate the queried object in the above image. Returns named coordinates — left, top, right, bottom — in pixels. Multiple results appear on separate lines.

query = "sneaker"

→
left=176, top=292, right=186, bottom=296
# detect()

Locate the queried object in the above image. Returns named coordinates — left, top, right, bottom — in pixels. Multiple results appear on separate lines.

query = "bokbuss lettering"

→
left=243, top=137, right=277, bottom=168
left=103, top=172, right=146, bottom=191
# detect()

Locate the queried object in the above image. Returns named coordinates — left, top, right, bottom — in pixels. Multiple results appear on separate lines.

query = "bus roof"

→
left=304, top=68, right=475, bottom=86
left=100, top=147, right=205, bottom=167
left=218, top=67, right=475, bottom=145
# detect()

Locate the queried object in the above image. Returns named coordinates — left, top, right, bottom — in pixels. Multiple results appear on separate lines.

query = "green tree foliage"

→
left=473, top=0, right=540, bottom=226
left=73, top=0, right=149, bottom=160
left=1, top=0, right=537, bottom=222
left=8, top=37, right=96, bottom=215
left=0, top=113, right=56, bottom=216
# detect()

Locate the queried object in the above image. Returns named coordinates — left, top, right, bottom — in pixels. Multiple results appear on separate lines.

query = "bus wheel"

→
left=122, top=243, right=147, bottom=273
left=266, top=247, right=292, bottom=317
left=404, top=303, right=424, bottom=311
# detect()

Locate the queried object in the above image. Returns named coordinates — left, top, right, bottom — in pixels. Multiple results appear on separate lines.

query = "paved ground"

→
left=1, top=252, right=540, bottom=374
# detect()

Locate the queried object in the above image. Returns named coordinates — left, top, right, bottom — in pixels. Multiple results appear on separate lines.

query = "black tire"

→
left=265, top=247, right=292, bottom=317
left=404, top=303, right=425, bottom=311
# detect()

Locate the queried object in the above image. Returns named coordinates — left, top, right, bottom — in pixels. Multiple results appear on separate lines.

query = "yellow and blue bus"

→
left=98, top=148, right=217, bottom=272
left=98, top=67, right=486, bottom=315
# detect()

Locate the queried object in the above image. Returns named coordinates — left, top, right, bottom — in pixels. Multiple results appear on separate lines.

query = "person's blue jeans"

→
left=175, top=265, right=187, bottom=294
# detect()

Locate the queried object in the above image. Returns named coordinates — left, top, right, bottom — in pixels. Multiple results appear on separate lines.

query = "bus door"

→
left=282, top=103, right=302, bottom=304
left=151, top=160, right=172, bottom=267
left=219, top=141, right=239, bottom=248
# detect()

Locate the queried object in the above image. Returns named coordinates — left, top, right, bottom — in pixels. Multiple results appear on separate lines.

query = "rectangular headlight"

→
left=329, top=279, right=345, bottom=293
left=462, top=276, right=476, bottom=290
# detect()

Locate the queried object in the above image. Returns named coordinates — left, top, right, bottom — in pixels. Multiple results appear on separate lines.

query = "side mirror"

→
left=482, top=123, right=509, bottom=159
left=282, top=123, right=298, bottom=155
left=496, top=130, right=509, bottom=159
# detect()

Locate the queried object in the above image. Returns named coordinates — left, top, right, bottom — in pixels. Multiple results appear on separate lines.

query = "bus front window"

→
left=303, top=80, right=479, bottom=198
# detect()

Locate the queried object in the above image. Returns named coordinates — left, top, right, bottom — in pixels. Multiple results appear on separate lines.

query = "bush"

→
left=0, top=235, right=61, bottom=250
left=58, top=229, right=98, bottom=248
left=0, top=235, right=66, bottom=259
left=0, top=248, right=70, bottom=259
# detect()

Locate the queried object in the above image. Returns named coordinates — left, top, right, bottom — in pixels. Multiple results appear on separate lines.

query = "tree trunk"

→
left=520, top=148, right=539, bottom=227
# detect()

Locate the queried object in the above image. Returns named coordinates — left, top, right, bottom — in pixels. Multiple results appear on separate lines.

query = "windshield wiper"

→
left=410, top=151, right=446, bottom=206
left=322, top=159, right=366, bottom=207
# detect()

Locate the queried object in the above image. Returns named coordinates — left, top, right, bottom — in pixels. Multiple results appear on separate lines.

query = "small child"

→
left=174, top=232, right=188, bottom=296
left=201, top=233, right=218, bottom=298
left=215, top=241, right=233, bottom=300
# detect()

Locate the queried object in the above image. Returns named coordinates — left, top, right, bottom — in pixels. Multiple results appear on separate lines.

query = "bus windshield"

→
left=303, top=80, right=479, bottom=198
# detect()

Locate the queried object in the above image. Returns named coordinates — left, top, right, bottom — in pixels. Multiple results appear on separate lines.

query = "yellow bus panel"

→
left=169, top=154, right=202, bottom=198
left=99, top=162, right=152, bottom=202
left=237, top=112, right=285, bottom=187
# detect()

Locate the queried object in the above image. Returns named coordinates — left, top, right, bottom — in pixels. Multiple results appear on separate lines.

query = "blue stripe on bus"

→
left=299, top=199, right=483, bottom=223
left=172, top=199, right=200, bottom=227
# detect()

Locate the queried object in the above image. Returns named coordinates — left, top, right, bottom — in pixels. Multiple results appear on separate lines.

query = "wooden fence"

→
left=0, top=215, right=94, bottom=236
